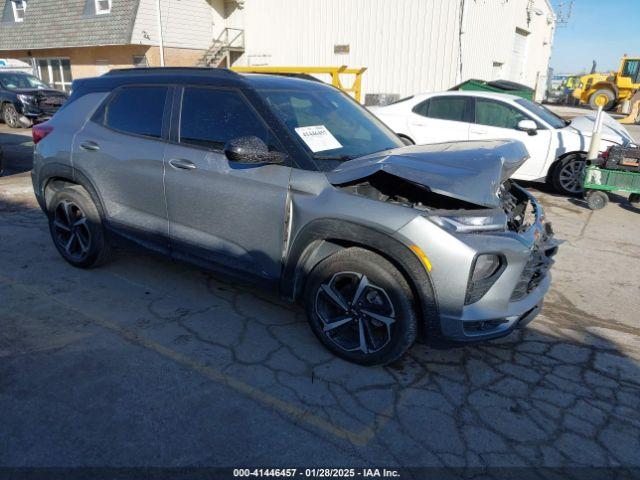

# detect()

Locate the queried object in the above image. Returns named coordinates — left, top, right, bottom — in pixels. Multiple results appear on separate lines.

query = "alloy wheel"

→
left=557, top=158, right=585, bottom=194
left=314, top=272, right=396, bottom=354
left=52, top=200, right=92, bottom=261
left=3, top=105, right=19, bottom=128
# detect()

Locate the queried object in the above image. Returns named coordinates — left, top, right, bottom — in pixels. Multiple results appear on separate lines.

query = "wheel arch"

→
left=281, top=219, right=440, bottom=337
left=546, top=150, right=587, bottom=183
left=38, top=164, right=107, bottom=221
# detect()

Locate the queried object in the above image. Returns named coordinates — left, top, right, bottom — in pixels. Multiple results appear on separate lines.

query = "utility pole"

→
left=156, top=0, right=165, bottom=66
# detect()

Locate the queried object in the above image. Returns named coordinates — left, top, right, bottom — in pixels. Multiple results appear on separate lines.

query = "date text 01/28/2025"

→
left=233, top=468, right=401, bottom=478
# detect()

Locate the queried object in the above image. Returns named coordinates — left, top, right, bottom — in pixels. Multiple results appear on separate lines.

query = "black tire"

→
left=2, top=103, right=21, bottom=129
left=303, top=247, right=417, bottom=366
left=585, top=190, right=609, bottom=210
left=588, top=89, right=616, bottom=111
left=629, top=193, right=640, bottom=205
left=551, top=154, right=586, bottom=196
left=47, top=186, right=112, bottom=268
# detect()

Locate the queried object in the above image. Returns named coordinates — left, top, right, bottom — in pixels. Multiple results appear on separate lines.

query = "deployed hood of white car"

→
left=327, top=139, right=530, bottom=209
left=564, top=113, right=635, bottom=146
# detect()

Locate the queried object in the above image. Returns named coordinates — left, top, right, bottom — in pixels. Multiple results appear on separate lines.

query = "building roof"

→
left=0, top=0, right=141, bottom=51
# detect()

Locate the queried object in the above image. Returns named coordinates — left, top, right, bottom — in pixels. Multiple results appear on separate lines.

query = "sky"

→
left=550, top=0, right=640, bottom=74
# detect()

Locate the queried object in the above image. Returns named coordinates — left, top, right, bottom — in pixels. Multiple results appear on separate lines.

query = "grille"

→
left=37, top=96, right=65, bottom=115
left=511, top=243, right=557, bottom=301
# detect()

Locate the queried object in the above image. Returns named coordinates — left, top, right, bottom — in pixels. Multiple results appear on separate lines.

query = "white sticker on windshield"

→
left=295, top=125, right=343, bottom=153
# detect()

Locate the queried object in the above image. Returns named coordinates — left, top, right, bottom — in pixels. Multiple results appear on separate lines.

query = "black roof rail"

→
left=104, top=67, right=241, bottom=78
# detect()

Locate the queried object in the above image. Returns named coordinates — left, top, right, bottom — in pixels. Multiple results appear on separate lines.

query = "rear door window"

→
left=105, top=86, right=168, bottom=139
left=179, top=87, right=270, bottom=151
left=413, top=96, right=469, bottom=122
left=474, top=98, right=530, bottom=129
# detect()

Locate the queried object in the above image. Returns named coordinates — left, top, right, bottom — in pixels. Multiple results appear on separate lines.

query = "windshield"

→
left=0, top=73, right=49, bottom=91
left=259, top=87, right=403, bottom=170
left=515, top=98, right=568, bottom=129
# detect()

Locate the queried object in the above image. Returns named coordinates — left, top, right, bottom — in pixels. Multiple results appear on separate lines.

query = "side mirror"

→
left=517, top=119, right=538, bottom=135
left=224, top=136, right=286, bottom=165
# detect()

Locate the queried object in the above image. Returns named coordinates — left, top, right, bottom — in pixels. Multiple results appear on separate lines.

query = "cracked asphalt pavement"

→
left=1, top=124, right=639, bottom=475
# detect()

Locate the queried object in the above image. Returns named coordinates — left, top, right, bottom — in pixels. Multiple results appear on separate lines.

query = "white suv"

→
left=370, top=91, right=636, bottom=195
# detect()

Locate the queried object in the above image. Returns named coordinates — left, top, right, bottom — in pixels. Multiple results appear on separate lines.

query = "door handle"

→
left=80, top=141, right=100, bottom=152
left=470, top=129, right=488, bottom=135
left=169, top=158, right=197, bottom=171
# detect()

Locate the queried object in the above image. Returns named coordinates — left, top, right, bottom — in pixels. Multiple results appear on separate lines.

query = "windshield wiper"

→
left=314, top=154, right=353, bottom=161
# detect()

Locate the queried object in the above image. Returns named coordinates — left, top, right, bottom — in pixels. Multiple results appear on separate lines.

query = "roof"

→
left=418, top=90, right=525, bottom=102
left=74, top=68, right=333, bottom=92
left=0, top=0, right=140, bottom=51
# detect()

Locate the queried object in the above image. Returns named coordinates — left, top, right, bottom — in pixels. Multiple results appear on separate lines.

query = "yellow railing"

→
left=231, top=65, right=367, bottom=103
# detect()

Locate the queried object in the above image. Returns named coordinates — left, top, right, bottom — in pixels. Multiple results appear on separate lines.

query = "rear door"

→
left=468, top=97, right=552, bottom=179
left=407, top=95, right=472, bottom=144
left=72, top=85, right=171, bottom=248
left=163, top=86, right=292, bottom=281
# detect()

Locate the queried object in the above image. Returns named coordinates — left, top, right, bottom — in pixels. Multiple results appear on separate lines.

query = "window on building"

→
left=105, top=87, right=168, bottom=139
left=132, top=55, right=149, bottom=68
left=36, top=58, right=73, bottom=92
left=95, top=0, right=111, bottom=14
left=12, top=0, right=26, bottom=22
left=179, top=87, right=269, bottom=151
left=413, top=96, right=469, bottom=122
left=474, top=99, right=529, bottom=130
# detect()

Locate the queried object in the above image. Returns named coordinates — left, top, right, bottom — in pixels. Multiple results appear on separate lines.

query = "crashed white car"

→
left=369, top=91, right=636, bottom=195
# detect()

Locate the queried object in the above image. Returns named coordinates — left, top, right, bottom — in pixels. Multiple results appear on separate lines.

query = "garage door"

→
left=509, top=28, right=529, bottom=82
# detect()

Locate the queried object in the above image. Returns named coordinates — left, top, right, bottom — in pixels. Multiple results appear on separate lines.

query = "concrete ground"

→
left=1, top=122, right=639, bottom=476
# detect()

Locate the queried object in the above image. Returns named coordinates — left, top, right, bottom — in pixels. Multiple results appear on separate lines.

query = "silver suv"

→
left=31, top=68, right=557, bottom=365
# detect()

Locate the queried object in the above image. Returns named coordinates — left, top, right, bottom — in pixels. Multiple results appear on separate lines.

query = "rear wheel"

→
left=589, top=89, right=615, bottom=111
left=551, top=154, right=586, bottom=196
left=2, top=103, right=21, bottom=129
left=629, top=193, right=640, bottom=205
left=303, top=247, right=417, bottom=365
left=48, top=186, right=112, bottom=268
left=585, top=190, right=609, bottom=210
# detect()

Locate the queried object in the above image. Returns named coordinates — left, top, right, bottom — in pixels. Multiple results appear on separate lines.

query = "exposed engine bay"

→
left=337, top=171, right=536, bottom=233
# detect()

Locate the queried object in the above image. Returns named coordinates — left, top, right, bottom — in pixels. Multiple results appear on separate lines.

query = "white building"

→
left=0, top=0, right=555, bottom=102
left=225, top=0, right=556, bottom=102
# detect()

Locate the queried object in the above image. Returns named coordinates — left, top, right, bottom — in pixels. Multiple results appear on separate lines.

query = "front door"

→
left=468, top=98, right=552, bottom=180
left=408, top=95, right=471, bottom=144
left=164, top=86, right=292, bottom=280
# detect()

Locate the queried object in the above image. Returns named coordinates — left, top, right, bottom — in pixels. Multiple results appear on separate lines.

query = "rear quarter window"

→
left=104, top=86, right=168, bottom=139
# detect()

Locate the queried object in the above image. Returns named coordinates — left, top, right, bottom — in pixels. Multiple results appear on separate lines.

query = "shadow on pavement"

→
left=0, top=186, right=639, bottom=474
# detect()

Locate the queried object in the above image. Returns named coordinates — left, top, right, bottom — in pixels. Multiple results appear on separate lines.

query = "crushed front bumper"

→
left=396, top=190, right=558, bottom=343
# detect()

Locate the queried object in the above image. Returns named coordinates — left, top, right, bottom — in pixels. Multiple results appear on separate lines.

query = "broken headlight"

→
left=427, top=211, right=507, bottom=233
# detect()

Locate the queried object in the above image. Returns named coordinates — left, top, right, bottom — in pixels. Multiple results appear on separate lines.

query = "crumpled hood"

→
left=326, top=139, right=530, bottom=208
left=564, top=113, right=635, bottom=145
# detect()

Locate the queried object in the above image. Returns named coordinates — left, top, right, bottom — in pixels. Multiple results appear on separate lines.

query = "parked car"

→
left=0, top=71, right=68, bottom=128
left=369, top=91, right=636, bottom=195
left=32, top=68, right=557, bottom=365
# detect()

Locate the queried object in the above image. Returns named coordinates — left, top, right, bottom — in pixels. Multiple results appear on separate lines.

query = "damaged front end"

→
left=329, top=140, right=538, bottom=234
left=326, top=139, right=558, bottom=341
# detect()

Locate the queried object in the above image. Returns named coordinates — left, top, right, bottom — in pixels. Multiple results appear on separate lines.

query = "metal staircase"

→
left=197, top=28, right=245, bottom=68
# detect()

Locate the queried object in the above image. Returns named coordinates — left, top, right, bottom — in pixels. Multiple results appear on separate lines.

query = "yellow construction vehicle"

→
left=572, top=56, right=640, bottom=110
left=230, top=66, right=367, bottom=103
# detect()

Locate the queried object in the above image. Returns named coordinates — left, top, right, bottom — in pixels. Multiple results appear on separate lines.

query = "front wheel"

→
left=303, top=247, right=417, bottom=365
left=551, top=154, right=586, bottom=196
left=48, top=186, right=112, bottom=268
left=2, top=103, right=21, bottom=129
